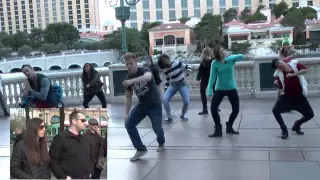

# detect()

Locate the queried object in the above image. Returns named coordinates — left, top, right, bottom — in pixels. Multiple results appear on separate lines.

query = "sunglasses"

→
left=79, top=119, right=86, bottom=123
left=89, top=123, right=98, bottom=126
left=39, top=125, right=45, bottom=130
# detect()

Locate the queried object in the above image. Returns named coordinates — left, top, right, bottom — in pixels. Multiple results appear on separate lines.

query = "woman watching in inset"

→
left=207, top=45, right=244, bottom=137
left=10, top=118, right=51, bottom=179
left=82, top=63, right=107, bottom=108
left=196, top=47, right=220, bottom=115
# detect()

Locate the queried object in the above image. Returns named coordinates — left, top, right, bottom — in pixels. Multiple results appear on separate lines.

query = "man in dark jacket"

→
left=83, top=118, right=103, bottom=179
left=49, top=109, right=91, bottom=179
left=13, top=128, right=24, bottom=147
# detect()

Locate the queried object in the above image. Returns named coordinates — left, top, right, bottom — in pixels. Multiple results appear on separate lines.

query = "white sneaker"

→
left=130, top=150, right=148, bottom=161
left=157, top=144, right=165, bottom=152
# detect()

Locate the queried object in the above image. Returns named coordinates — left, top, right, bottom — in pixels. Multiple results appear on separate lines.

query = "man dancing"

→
left=272, top=59, right=314, bottom=139
left=123, top=52, right=165, bottom=161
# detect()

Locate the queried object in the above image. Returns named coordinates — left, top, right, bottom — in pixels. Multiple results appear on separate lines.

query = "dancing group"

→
left=122, top=38, right=315, bottom=161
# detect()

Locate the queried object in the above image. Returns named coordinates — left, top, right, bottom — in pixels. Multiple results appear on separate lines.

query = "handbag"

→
left=96, top=142, right=107, bottom=171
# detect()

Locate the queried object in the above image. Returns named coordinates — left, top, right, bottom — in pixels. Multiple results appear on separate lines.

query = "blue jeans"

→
left=163, top=81, right=190, bottom=118
left=125, top=103, right=165, bottom=151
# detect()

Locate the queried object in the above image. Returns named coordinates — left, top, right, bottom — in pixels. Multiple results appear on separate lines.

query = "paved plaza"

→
left=107, top=98, right=320, bottom=180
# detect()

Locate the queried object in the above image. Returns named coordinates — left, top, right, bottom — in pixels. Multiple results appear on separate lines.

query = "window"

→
left=77, top=5, right=80, bottom=9
left=130, top=5, right=136, bottom=9
left=194, top=9, right=201, bottom=18
left=269, top=3, right=276, bottom=9
left=292, top=2, right=299, bottom=8
left=143, top=11, right=150, bottom=20
left=131, top=23, right=137, bottom=29
left=182, top=10, right=188, bottom=17
left=169, top=0, right=175, bottom=9
left=130, top=11, right=137, bottom=20
left=207, top=8, right=213, bottom=14
left=156, top=0, right=162, bottom=9
left=142, top=0, right=149, bottom=9
left=193, top=0, right=200, bottom=8
left=245, top=0, right=251, bottom=5
left=220, top=0, right=226, bottom=7
left=156, top=11, right=163, bottom=20
left=78, top=25, right=82, bottom=29
left=155, top=39, right=163, bottom=46
left=220, top=8, right=226, bottom=13
left=169, top=10, right=175, bottom=20
left=232, top=0, right=238, bottom=6
left=164, top=35, right=175, bottom=45
left=68, top=1, right=72, bottom=5
left=307, top=0, right=313, bottom=6
left=86, top=24, right=90, bottom=28
left=85, top=19, right=90, bottom=23
left=181, top=0, right=188, bottom=8
left=207, top=0, right=213, bottom=7
left=176, top=38, right=184, bottom=45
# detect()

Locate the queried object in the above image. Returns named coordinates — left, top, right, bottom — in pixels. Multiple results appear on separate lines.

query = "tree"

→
left=223, top=8, right=238, bottom=23
left=17, top=45, right=32, bottom=56
left=257, top=5, right=265, bottom=11
left=230, top=41, right=252, bottom=54
left=44, top=22, right=80, bottom=47
left=100, top=40, right=109, bottom=50
left=179, top=17, right=191, bottom=24
left=0, top=32, right=14, bottom=50
left=194, top=14, right=222, bottom=50
left=12, top=31, right=29, bottom=51
left=105, top=28, right=141, bottom=52
left=85, top=42, right=101, bottom=50
left=300, top=7, right=317, bottom=20
left=54, top=42, right=68, bottom=52
left=240, top=7, right=251, bottom=23
left=247, top=11, right=267, bottom=23
left=28, top=28, right=44, bottom=50
left=0, top=47, right=13, bottom=59
left=281, top=8, right=306, bottom=44
left=272, top=0, right=289, bottom=18
left=269, top=39, right=283, bottom=53
left=72, top=41, right=87, bottom=50
left=39, top=43, right=55, bottom=54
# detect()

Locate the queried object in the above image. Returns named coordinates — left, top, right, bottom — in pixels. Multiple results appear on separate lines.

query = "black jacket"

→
left=10, top=140, right=51, bottom=179
left=82, top=70, right=104, bottom=95
left=13, top=132, right=24, bottom=147
left=83, top=131, right=103, bottom=166
left=49, top=130, right=91, bottom=179
left=196, top=62, right=212, bottom=81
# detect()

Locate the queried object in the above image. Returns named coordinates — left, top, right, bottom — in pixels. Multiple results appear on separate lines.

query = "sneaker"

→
left=163, top=118, right=173, bottom=123
left=157, top=144, right=165, bottom=152
left=180, top=116, right=188, bottom=121
left=130, top=150, right=148, bottom=161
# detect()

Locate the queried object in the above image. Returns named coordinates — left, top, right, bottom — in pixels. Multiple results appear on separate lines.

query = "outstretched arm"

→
left=207, top=62, right=217, bottom=96
left=29, top=78, right=50, bottom=100
left=130, top=71, right=152, bottom=85
left=179, top=61, right=192, bottom=70
left=228, top=54, right=244, bottom=64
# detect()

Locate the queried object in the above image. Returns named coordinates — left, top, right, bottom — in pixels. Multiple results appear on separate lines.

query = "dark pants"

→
left=272, top=95, right=314, bottom=129
left=210, top=89, right=239, bottom=126
left=200, top=78, right=209, bottom=110
left=83, top=91, right=107, bottom=108
left=0, top=91, right=8, bottom=114
left=125, top=103, right=165, bottom=151
left=91, top=166, right=102, bottom=179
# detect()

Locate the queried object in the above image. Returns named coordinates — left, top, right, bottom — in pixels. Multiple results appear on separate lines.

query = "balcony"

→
left=2, top=56, right=320, bottom=108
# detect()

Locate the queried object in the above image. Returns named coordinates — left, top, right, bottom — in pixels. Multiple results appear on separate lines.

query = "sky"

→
left=99, top=1, right=123, bottom=29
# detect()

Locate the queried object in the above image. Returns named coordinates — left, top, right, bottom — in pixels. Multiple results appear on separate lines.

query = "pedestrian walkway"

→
left=107, top=98, right=320, bottom=180
left=0, top=117, right=10, bottom=180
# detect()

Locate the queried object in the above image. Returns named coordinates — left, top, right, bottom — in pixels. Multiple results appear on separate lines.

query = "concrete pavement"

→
left=107, top=98, right=320, bottom=180
left=0, top=117, right=10, bottom=180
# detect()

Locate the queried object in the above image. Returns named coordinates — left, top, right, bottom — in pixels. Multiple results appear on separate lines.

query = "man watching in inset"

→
left=83, top=118, right=103, bottom=179
left=49, top=109, right=91, bottom=179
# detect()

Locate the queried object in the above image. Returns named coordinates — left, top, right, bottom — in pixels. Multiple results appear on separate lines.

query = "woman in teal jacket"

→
left=207, top=45, right=244, bottom=137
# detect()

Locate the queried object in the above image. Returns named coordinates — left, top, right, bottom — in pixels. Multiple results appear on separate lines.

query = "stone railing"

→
left=2, top=56, right=320, bottom=107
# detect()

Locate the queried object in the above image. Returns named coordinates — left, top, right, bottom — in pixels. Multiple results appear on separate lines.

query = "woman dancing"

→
left=158, top=54, right=192, bottom=123
left=207, top=45, right=244, bottom=137
left=196, top=47, right=220, bottom=115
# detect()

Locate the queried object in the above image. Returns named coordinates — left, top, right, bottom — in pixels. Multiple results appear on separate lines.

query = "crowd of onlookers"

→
left=10, top=109, right=107, bottom=179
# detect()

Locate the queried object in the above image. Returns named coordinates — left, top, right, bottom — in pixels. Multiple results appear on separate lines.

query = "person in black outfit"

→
left=83, top=118, right=103, bottom=179
left=82, top=63, right=107, bottom=108
left=13, top=127, right=24, bottom=147
left=144, top=55, right=163, bottom=96
left=10, top=118, right=51, bottom=179
left=49, top=109, right=91, bottom=179
left=197, top=47, right=220, bottom=115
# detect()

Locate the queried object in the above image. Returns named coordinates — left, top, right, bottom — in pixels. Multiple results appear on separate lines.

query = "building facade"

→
left=148, top=22, right=196, bottom=55
left=127, top=0, right=317, bottom=30
left=0, top=0, right=100, bottom=34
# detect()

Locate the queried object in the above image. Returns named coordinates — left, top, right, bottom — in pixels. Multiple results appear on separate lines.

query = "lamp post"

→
left=104, top=0, right=140, bottom=55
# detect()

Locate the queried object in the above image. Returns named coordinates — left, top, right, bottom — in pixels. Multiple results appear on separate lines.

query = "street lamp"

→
left=104, top=0, right=140, bottom=55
